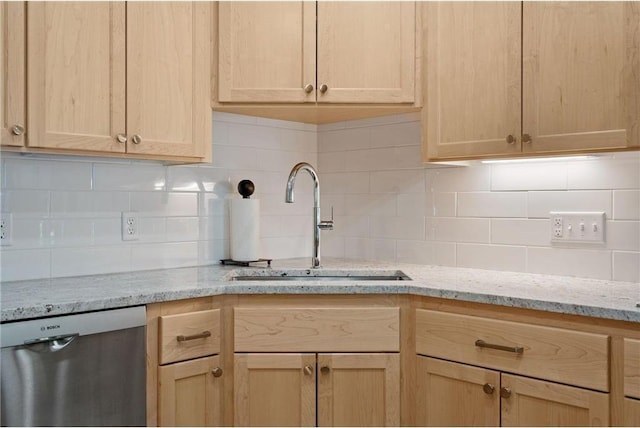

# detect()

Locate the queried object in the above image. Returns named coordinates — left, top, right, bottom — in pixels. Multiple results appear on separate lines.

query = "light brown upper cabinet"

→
left=214, top=1, right=419, bottom=124
left=9, top=2, right=211, bottom=162
left=0, top=2, right=26, bottom=148
left=423, top=1, right=640, bottom=161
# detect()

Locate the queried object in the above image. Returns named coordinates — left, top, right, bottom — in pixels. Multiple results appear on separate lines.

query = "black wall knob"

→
left=238, top=180, right=255, bottom=199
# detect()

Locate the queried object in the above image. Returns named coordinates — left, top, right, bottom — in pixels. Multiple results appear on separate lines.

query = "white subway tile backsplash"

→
left=491, top=219, right=550, bottom=247
left=527, top=247, right=612, bottom=280
left=51, top=246, right=131, bottom=277
left=370, top=170, right=425, bottom=194
left=527, top=190, right=612, bottom=218
left=427, top=165, right=491, bottom=192
left=0, top=249, right=51, bottom=281
left=457, top=192, right=527, bottom=218
left=429, top=217, right=491, bottom=243
left=457, top=244, right=527, bottom=272
left=3, top=112, right=638, bottom=282
left=425, top=192, right=456, bottom=217
left=2, top=159, right=93, bottom=190
left=606, top=221, right=640, bottom=251
left=1, top=190, right=50, bottom=214
left=491, top=162, right=567, bottom=191
left=613, top=190, right=640, bottom=220
left=370, top=216, right=425, bottom=240
left=130, top=242, right=199, bottom=271
left=613, top=251, right=640, bottom=283
left=93, top=164, right=166, bottom=191
left=370, top=121, right=421, bottom=148
left=567, top=153, right=640, bottom=190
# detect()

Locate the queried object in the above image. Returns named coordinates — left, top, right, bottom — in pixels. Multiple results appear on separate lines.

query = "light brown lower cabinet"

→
left=158, top=355, right=223, bottom=427
left=417, top=356, right=609, bottom=427
left=234, top=353, right=400, bottom=427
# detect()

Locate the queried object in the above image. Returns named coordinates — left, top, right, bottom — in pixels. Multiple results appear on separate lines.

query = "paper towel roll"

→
left=230, top=198, right=260, bottom=262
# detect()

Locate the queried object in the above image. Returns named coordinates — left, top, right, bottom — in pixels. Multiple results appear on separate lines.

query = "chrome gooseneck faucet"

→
left=285, top=162, right=333, bottom=268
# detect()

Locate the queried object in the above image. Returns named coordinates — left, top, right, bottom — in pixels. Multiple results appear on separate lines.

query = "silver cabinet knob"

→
left=304, top=84, right=314, bottom=94
left=303, top=365, right=313, bottom=376
left=116, top=134, right=127, bottom=144
left=522, top=134, right=532, bottom=144
left=483, top=383, right=495, bottom=395
left=131, top=135, right=142, bottom=144
left=211, top=367, right=223, bottom=378
left=319, top=84, right=328, bottom=94
left=500, top=386, right=511, bottom=399
left=506, top=134, right=516, bottom=144
left=11, top=124, right=25, bottom=136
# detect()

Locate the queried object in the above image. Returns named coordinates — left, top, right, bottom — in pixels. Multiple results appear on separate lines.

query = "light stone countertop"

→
left=1, top=258, right=638, bottom=323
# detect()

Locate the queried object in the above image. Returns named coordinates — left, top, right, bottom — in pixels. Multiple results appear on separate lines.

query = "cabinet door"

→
left=416, top=357, right=500, bottom=426
left=422, top=2, right=522, bottom=160
left=126, top=2, right=210, bottom=159
left=217, top=2, right=316, bottom=103
left=0, top=2, right=26, bottom=147
left=158, top=355, right=223, bottom=427
left=27, top=2, right=126, bottom=153
left=317, top=2, right=415, bottom=104
left=523, top=2, right=640, bottom=153
left=317, top=353, right=400, bottom=427
left=624, top=398, right=640, bottom=427
left=501, top=373, right=609, bottom=426
left=234, top=353, right=316, bottom=427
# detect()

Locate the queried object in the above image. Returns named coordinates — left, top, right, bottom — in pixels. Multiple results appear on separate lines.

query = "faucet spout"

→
left=285, top=162, right=332, bottom=268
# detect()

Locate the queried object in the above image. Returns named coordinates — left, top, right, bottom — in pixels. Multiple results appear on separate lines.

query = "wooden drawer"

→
left=234, top=307, right=399, bottom=352
left=159, top=309, right=221, bottom=364
left=625, top=338, right=640, bottom=399
left=415, top=309, right=609, bottom=391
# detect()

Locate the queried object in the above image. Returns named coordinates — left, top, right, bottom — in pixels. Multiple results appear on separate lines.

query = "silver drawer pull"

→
left=475, top=339, right=524, bottom=354
left=177, top=331, right=211, bottom=342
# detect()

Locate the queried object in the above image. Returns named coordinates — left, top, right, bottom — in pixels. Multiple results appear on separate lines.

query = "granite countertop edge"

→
left=1, top=259, right=639, bottom=323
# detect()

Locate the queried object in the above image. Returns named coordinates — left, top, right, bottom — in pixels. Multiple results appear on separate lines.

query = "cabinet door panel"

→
left=158, top=355, right=223, bottom=427
left=423, top=2, right=522, bottom=160
left=317, top=353, right=399, bottom=427
left=27, top=2, right=125, bottom=153
left=523, top=2, right=640, bottom=153
left=218, top=2, right=316, bottom=103
left=317, top=2, right=415, bottom=104
left=0, top=2, right=26, bottom=147
left=416, top=357, right=500, bottom=426
left=234, top=353, right=316, bottom=427
left=501, top=373, right=609, bottom=426
left=127, top=2, right=209, bottom=159
left=624, top=398, right=640, bottom=427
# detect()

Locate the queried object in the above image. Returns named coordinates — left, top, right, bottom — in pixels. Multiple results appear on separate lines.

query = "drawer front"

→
left=625, top=338, right=640, bottom=399
left=159, top=309, right=220, bottom=364
left=234, top=307, right=399, bottom=352
left=415, top=309, right=609, bottom=391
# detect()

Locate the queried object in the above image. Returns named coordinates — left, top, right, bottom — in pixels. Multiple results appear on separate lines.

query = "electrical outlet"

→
left=550, top=212, right=605, bottom=244
left=0, top=214, right=12, bottom=246
left=121, top=212, right=139, bottom=241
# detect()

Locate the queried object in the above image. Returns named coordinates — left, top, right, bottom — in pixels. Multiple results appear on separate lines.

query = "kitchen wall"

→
left=2, top=111, right=639, bottom=283
left=318, top=113, right=640, bottom=282
left=0, top=112, right=317, bottom=281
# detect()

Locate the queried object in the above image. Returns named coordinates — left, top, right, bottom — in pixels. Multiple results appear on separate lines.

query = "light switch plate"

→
left=550, top=211, right=605, bottom=244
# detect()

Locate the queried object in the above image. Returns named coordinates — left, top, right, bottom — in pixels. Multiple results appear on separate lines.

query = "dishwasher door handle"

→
left=24, top=333, right=79, bottom=352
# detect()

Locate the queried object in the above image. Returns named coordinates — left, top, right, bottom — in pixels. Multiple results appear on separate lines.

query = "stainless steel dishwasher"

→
left=0, top=306, right=146, bottom=426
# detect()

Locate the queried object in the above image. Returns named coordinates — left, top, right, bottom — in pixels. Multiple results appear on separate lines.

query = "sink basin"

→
left=230, top=269, right=411, bottom=281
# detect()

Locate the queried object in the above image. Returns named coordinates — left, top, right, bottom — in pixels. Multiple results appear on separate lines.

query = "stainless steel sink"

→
left=230, top=269, right=411, bottom=281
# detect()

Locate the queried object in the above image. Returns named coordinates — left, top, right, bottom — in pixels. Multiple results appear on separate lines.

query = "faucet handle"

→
left=319, top=206, right=334, bottom=231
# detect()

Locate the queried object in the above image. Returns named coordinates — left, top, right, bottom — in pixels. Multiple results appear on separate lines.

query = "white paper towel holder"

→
left=228, top=179, right=264, bottom=264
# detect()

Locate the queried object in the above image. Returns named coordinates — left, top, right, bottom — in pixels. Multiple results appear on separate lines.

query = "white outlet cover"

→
left=550, top=211, right=605, bottom=245
left=0, top=213, right=12, bottom=246
left=121, top=212, right=139, bottom=241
